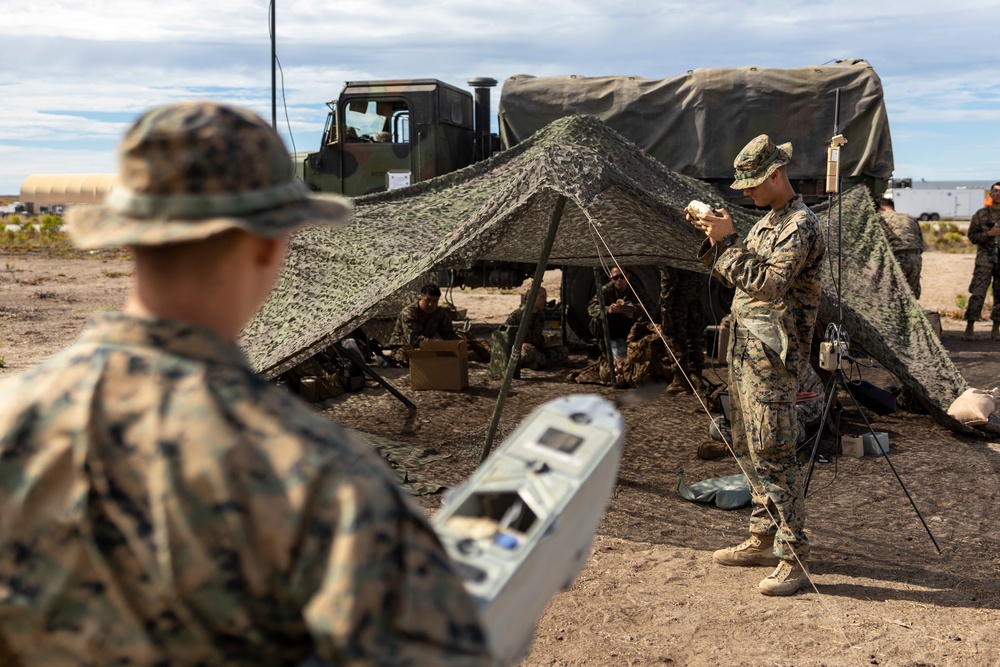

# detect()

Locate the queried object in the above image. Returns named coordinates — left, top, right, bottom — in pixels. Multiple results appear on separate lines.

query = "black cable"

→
left=268, top=1, right=298, bottom=173
left=275, top=55, right=297, bottom=159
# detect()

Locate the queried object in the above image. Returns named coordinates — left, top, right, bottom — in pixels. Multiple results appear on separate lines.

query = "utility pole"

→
left=270, top=0, right=277, bottom=129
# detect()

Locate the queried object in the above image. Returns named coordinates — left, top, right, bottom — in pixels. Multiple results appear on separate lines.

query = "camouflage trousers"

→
left=895, top=252, right=922, bottom=300
left=729, top=334, right=809, bottom=562
left=660, top=300, right=705, bottom=374
left=965, top=260, right=1000, bottom=322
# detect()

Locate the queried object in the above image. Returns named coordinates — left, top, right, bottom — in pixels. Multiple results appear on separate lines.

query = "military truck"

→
left=303, top=60, right=894, bottom=336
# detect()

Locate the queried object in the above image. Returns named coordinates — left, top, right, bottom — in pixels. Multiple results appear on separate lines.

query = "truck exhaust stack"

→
left=468, top=77, right=498, bottom=161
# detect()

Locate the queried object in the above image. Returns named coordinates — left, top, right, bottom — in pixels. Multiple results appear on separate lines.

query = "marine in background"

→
left=587, top=266, right=651, bottom=369
left=503, top=286, right=569, bottom=370
left=388, top=283, right=459, bottom=364
left=659, top=266, right=707, bottom=395
left=963, top=182, right=1000, bottom=340
left=876, top=197, right=924, bottom=299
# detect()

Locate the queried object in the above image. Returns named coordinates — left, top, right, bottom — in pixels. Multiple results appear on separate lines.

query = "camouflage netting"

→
left=811, top=188, right=972, bottom=433
left=242, top=115, right=973, bottom=433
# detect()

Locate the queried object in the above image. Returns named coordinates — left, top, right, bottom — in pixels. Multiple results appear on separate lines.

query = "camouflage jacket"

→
left=967, top=207, right=1000, bottom=267
left=504, top=308, right=546, bottom=349
left=659, top=266, right=705, bottom=311
left=0, top=314, right=490, bottom=667
left=699, top=196, right=825, bottom=383
left=586, top=281, right=651, bottom=323
left=878, top=210, right=924, bottom=253
left=389, top=304, right=458, bottom=348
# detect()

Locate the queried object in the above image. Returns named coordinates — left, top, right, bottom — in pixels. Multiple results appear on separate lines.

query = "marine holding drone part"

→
left=685, top=200, right=715, bottom=218
left=693, top=134, right=825, bottom=597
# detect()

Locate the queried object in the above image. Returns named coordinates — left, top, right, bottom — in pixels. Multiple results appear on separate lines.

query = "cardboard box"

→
left=409, top=340, right=469, bottom=391
left=841, top=431, right=890, bottom=457
left=840, top=435, right=864, bottom=458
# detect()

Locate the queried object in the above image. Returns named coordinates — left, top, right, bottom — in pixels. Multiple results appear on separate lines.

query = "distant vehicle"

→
left=888, top=187, right=987, bottom=221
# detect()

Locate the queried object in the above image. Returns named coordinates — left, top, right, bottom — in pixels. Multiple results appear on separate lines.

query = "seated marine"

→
left=388, top=283, right=459, bottom=364
left=503, top=286, right=569, bottom=370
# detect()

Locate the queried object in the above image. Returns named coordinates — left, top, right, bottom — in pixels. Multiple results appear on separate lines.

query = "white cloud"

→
left=2, top=0, right=1000, bottom=190
left=0, top=145, right=115, bottom=195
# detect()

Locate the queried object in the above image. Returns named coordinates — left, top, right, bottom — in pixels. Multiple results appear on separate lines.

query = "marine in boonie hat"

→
left=730, top=134, right=793, bottom=190
left=66, top=101, right=351, bottom=249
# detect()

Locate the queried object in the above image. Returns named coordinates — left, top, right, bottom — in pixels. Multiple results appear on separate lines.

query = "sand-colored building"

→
left=19, top=174, right=117, bottom=214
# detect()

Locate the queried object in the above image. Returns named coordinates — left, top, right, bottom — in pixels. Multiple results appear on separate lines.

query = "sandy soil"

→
left=2, top=250, right=1000, bottom=666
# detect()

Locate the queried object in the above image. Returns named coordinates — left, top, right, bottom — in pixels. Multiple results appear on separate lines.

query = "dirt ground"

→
left=2, top=250, right=1000, bottom=666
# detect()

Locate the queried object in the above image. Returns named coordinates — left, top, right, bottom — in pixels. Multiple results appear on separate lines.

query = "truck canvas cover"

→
left=498, top=60, right=893, bottom=190
left=243, top=115, right=972, bottom=434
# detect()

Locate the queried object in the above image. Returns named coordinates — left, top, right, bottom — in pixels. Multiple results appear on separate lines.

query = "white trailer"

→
left=888, top=187, right=987, bottom=220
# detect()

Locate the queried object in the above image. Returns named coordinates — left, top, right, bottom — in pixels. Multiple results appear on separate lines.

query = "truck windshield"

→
left=344, top=99, right=409, bottom=144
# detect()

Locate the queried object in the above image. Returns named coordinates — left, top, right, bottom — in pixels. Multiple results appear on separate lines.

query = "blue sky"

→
left=1, top=0, right=998, bottom=195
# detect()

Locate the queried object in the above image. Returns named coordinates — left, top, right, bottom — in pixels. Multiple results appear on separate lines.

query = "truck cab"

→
left=303, top=79, right=477, bottom=196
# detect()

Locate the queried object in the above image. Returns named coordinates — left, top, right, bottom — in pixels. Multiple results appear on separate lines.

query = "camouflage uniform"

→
left=964, top=206, right=1000, bottom=323
left=504, top=308, right=568, bottom=370
left=877, top=210, right=924, bottom=298
left=0, top=314, right=490, bottom=666
left=618, top=321, right=673, bottom=387
left=659, top=266, right=706, bottom=376
left=389, top=303, right=459, bottom=363
left=587, top=279, right=651, bottom=356
left=699, top=196, right=825, bottom=562
left=0, top=102, right=491, bottom=666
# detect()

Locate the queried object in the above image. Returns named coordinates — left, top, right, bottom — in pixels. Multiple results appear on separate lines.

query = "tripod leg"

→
left=838, top=376, right=942, bottom=554
left=803, top=369, right=841, bottom=496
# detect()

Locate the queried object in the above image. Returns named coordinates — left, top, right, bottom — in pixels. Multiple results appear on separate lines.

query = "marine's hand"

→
left=988, top=226, right=1000, bottom=237
left=698, top=209, right=734, bottom=244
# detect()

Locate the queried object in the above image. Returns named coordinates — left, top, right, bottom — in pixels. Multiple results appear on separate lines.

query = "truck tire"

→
left=929, top=213, right=940, bottom=221
left=919, top=213, right=930, bottom=221
left=562, top=265, right=661, bottom=341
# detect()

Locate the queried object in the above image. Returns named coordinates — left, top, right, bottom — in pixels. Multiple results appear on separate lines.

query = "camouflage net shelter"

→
left=243, top=115, right=972, bottom=433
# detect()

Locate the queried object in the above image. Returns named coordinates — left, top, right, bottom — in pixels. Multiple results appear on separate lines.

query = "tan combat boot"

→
left=965, top=321, right=975, bottom=341
left=992, top=322, right=999, bottom=341
left=712, top=534, right=780, bottom=567
left=758, top=559, right=810, bottom=596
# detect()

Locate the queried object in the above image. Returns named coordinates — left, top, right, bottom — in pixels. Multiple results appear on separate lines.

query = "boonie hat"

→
left=730, top=134, right=793, bottom=190
left=66, top=101, right=351, bottom=248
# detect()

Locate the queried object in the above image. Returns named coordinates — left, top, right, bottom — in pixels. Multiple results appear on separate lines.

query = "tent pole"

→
left=560, top=266, right=568, bottom=346
left=480, top=194, right=567, bottom=464
left=592, top=267, right=617, bottom=388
